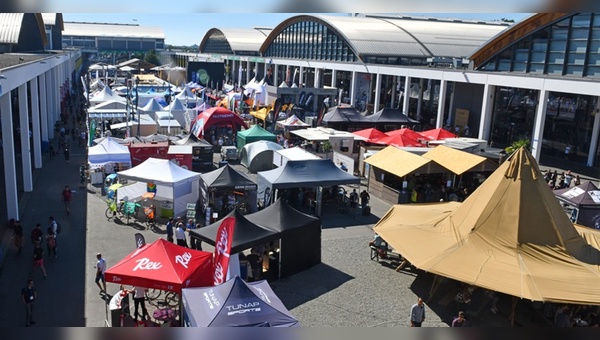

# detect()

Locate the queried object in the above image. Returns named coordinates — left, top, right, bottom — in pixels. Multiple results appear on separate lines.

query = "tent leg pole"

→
left=510, top=297, right=518, bottom=327
left=427, top=275, right=439, bottom=303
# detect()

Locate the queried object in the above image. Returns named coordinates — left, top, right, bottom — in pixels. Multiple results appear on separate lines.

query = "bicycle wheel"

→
left=105, top=206, right=116, bottom=220
left=145, top=288, right=161, bottom=301
left=164, top=291, right=179, bottom=308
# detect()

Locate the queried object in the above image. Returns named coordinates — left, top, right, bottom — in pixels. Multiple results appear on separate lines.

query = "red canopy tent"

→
left=385, top=128, right=426, bottom=141
left=190, top=107, right=248, bottom=140
left=373, top=134, right=424, bottom=147
left=105, top=239, right=214, bottom=293
left=420, top=127, right=458, bottom=140
left=352, top=128, right=388, bottom=143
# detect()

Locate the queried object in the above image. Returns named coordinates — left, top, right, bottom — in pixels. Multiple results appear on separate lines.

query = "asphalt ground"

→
left=0, top=143, right=598, bottom=327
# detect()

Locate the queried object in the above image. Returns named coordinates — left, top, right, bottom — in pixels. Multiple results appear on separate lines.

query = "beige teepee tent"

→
left=374, top=147, right=600, bottom=305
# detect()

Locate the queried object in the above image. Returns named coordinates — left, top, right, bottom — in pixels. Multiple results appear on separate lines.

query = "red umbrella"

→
left=420, top=128, right=458, bottom=140
left=385, top=128, right=426, bottom=141
left=105, top=238, right=214, bottom=293
left=352, top=128, right=388, bottom=142
left=375, top=134, right=424, bottom=147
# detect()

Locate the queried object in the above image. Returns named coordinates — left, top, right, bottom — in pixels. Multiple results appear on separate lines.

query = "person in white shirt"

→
left=131, top=286, right=149, bottom=321
left=175, top=222, right=188, bottom=248
left=95, top=253, right=107, bottom=294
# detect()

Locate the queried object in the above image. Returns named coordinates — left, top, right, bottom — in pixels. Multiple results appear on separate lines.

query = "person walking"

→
left=62, top=185, right=72, bottom=215
left=166, top=217, right=174, bottom=243
left=409, top=297, right=426, bottom=327
left=64, top=144, right=70, bottom=162
left=131, top=286, right=149, bottom=321
left=186, top=219, right=197, bottom=249
left=175, top=222, right=188, bottom=248
left=46, top=227, right=57, bottom=259
left=21, top=279, right=37, bottom=326
left=13, top=220, right=24, bottom=254
left=95, top=253, right=107, bottom=295
left=30, top=223, right=43, bottom=246
left=48, top=217, right=58, bottom=257
left=31, top=241, right=47, bottom=279
left=360, top=189, right=370, bottom=215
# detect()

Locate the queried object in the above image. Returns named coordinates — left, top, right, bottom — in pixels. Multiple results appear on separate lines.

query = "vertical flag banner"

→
left=134, top=233, right=146, bottom=249
left=213, top=217, right=235, bottom=285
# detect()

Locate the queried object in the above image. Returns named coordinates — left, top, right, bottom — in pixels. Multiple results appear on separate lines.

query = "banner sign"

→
left=213, top=217, right=235, bottom=285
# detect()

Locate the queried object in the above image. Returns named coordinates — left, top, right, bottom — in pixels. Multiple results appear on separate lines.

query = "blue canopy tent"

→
left=181, top=276, right=299, bottom=327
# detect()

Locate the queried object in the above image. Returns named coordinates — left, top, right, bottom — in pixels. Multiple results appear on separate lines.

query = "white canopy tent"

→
left=87, top=137, right=132, bottom=170
left=117, top=158, right=201, bottom=218
left=90, top=86, right=126, bottom=105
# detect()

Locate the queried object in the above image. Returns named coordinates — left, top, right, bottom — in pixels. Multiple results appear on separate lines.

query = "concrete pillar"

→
left=390, top=76, right=397, bottom=109
left=350, top=71, right=357, bottom=106
left=530, top=89, right=549, bottom=160
left=44, top=71, right=54, bottom=139
left=30, top=77, right=43, bottom=169
left=313, top=68, right=320, bottom=88
left=478, top=84, right=496, bottom=141
left=299, top=66, right=304, bottom=87
left=403, top=76, right=411, bottom=116
left=416, top=78, right=424, bottom=120
left=587, top=100, right=600, bottom=167
left=246, top=61, right=251, bottom=83
left=285, top=65, right=290, bottom=86
left=436, top=79, right=448, bottom=129
left=39, top=73, right=49, bottom=142
left=273, top=64, right=278, bottom=85
left=1, top=93, right=19, bottom=219
left=18, top=84, right=33, bottom=192
left=331, top=69, right=337, bottom=87
left=374, top=73, right=382, bottom=113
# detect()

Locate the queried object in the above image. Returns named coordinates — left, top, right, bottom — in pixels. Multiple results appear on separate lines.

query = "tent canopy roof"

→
left=554, top=181, right=600, bottom=207
left=237, top=124, right=276, bottom=139
left=118, top=157, right=200, bottom=186
left=181, top=276, right=298, bottom=327
left=362, top=108, right=419, bottom=124
left=374, top=147, right=600, bottom=305
left=365, top=145, right=431, bottom=177
left=200, top=164, right=257, bottom=191
left=245, top=199, right=320, bottom=234
left=421, top=145, right=488, bottom=175
left=259, top=159, right=360, bottom=189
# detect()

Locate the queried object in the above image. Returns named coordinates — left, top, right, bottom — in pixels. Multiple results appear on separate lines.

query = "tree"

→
left=504, top=139, right=530, bottom=155
left=144, top=50, right=160, bottom=66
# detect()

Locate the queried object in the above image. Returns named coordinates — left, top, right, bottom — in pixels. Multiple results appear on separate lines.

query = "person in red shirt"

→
left=62, top=185, right=72, bottom=215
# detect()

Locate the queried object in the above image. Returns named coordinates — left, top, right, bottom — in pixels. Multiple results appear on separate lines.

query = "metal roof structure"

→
left=199, top=27, right=272, bottom=54
left=259, top=14, right=510, bottom=61
left=0, top=13, right=26, bottom=44
left=63, top=22, right=165, bottom=39
left=41, top=13, right=64, bottom=30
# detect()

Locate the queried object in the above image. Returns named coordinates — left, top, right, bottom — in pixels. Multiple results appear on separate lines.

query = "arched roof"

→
left=469, top=13, right=569, bottom=69
left=0, top=13, right=47, bottom=46
left=41, top=13, right=64, bottom=30
left=199, top=27, right=272, bottom=55
left=259, top=14, right=510, bottom=61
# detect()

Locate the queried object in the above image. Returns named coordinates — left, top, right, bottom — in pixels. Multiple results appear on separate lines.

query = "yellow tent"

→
left=250, top=107, right=270, bottom=121
left=421, top=145, right=497, bottom=175
left=374, top=147, right=600, bottom=305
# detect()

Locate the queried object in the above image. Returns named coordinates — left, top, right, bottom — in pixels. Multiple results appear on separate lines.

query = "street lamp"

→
left=135, top=76, right=140, bottom=137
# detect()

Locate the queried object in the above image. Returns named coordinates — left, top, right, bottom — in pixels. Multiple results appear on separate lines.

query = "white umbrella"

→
left=89, top=63, right=116, bottom=70
left=119, top=66, right=137, bottom=72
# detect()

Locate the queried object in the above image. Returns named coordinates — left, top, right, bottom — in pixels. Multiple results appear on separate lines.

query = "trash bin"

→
left=160, top=200, right=174, bottom=218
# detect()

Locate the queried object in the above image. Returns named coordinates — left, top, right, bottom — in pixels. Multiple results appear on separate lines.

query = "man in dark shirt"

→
left=246, top=250, right=262, bottom=282
left=21, top=279, right=37, bottom=326
left=166, top=217, right=174, bottom=243
left=451, top=311, right=467, bottom=327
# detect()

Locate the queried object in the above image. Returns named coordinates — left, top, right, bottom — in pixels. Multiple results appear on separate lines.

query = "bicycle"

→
left=121, top=200, right=142, bottom=225
left=145, top=289, right=179, bottom=308
left=105, top=199, right=125, bottom=220
left=144, top=205, right=157, bottom=231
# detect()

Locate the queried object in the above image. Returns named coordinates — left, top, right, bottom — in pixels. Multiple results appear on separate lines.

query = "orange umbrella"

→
left=420, top=128, right=458, bottom=140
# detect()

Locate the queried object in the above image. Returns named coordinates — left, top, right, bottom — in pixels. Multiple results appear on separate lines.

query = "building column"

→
left=374, top=73, right=382, bottom=113
left=18, top=84, right=33, bottom=192
left=30, top=77, right=43, bottom=169
left=402, top=76, right=411, bottom=116
left=478, top=84, right=495, bottom=141
left=587, top=99, right=600, bottom=167
left=350, top=71, right=357, bottom=106
left=246, top=61, right=251, bottom=83
left=530, top=89, right=549, bottom=160
left=39, top=73, right=49, bottom=142
left=1, top=93, right=19, bottom=220
left=436, top=79, right=448, bottom=128
left=331, top=69, right=337, bottom=88
left=52, top=68, right=59, bottom=123
left=299, top=66, right=304, bottom=87
left=273, top=64, right=278, bottom=85
left=285, top=65, right=290, bottom=86
left=314, top=68, right=321, bottom=88
left=44, top=71, right=54, bottom=139
left=416, top=78, right=424, bottom=120
left=390, top=76, right=397, bottom=109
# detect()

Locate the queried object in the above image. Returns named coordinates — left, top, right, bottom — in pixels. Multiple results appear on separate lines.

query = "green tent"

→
left=236, top=124, right=277, bottom=150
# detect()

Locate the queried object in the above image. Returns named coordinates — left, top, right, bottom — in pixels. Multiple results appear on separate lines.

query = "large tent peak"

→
left=503, top=146, right=541, bottom=181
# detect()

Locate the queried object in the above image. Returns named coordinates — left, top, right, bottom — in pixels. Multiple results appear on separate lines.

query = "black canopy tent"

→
left=245, top=199, right=321, bottom=278
left=257, top=159, right=360, bottom=215
left=362, top=108, right=420, bottom=131
left=554, top=181, right=600, bottom=229
left=321, top=105, right=369, bottom=131
left=189, top=200, right=321, bottom=279
left=172, top=134, right=214, bottom=173
left=200, top=164, right=258, bottom=217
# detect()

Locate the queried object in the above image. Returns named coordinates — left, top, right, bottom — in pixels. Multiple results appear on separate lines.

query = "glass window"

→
left=546, top=64, right=564, bottom=75
left=566, top=65, right=584, bottom=76
left=569, top=40, right=588, bottom=53
left=572, top=14, right=591, bottom=27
